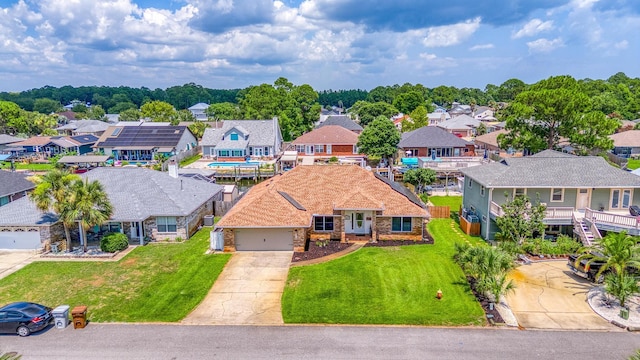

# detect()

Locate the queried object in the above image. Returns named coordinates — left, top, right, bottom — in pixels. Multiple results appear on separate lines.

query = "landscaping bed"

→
left=467, top=277, right=505, bottom=324
left=292, top=240, right=352, bottom=263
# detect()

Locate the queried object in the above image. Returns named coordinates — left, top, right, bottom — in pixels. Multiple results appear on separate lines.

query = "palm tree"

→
left=61, top=179, right=113, bottom=252
left=29, top=169, right=81, bottom=251
left=456, top=245, right=516, bottom=304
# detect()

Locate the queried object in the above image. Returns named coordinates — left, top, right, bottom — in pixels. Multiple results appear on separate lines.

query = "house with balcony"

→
left=460, top=150, right=640, bottom=243
left=316, top=115, right=363, bottom=134
left=291, top=125, right=365, bottom=166
left=200, top=118, right=283, bottom=161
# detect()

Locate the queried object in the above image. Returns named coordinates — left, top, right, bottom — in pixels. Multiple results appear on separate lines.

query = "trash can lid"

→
left=72, top=305, right=87, bottom=314
left=52, top=305, right=70, bottom=313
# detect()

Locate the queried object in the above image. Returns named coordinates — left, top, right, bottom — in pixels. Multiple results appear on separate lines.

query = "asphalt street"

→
left=1, top=324, right=638, bottom=360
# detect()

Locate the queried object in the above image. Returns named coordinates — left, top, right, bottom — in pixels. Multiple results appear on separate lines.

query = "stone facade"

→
left=308, top=214, right=342, bottom=241
left=292, top=227, right=306, bottom=252
left=223, top=228, right=235, bottom=252
left=185, top=200, right=214, bottom=237
left=376, top=216, right=424, bottom=241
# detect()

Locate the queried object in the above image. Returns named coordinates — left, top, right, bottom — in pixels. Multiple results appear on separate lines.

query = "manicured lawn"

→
left=0, top=162, right=54, bottom=171
left=429, top=195, right=462, bottom=211
left=179, top=153, right=202, bottom=167
left=627, top=159, right=640, bottom=170
left=282, top=219, right=486, bottom=325
left=0, top=228, right=230, bottom=322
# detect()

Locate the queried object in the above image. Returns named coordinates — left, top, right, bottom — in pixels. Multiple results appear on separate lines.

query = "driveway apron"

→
left=505, top=261, right=618, bottom=331
left=0, top=250, right=38, bottom=280
left=182, top=251, right=292, bottom=325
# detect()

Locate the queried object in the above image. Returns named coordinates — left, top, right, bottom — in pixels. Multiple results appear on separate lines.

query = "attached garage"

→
left=234, top=228, right=294, bottom=251
left=0, top=228, right=42, bottom=250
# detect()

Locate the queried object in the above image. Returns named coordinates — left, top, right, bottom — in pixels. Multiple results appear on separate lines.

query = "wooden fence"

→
left=428, top=206, right=451, bottom=219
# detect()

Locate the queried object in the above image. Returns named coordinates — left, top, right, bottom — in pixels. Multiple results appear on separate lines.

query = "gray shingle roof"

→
left=201, top=119, right=279, bottom=147
left=399, top=126, right=472, bottom=148
left=437, top=115, right=480, bottom=130
left=56, top=120, right=110, bottom=133
left=0, top=134, right=23, bottom=145
left=462, top=150, right=640, bottom=188
left=317, top=115, right=363, bottom=132
left=82, top=167, right=223, bottom=221
left=0, top=197, right=58, bottom=226
left=0, top=171, right=35, bottom=198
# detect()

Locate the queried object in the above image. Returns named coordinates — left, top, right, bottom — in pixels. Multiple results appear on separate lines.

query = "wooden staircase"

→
left=573, top=213, right=602, bottom=246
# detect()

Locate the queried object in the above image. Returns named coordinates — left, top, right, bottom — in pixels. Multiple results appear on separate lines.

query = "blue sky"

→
left=0, top=0, right=638, bottom=92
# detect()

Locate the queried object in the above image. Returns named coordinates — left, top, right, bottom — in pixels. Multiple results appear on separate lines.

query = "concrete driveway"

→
left=0, top=250, right=38, bottom=280
left=505, top=260, right=619, bottom=331
left=182, top=251, right=292, bottom=325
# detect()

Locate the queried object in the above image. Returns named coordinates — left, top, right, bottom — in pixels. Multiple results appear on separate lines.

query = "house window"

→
left=305, top=145, right=314, bottom=155
left=467, top=178, right=472, bottom=188
left=611, top=189, right=633, bottom=209
left=231, top=150, right=243, bottom=157
left=315, top=145, right=324, bottom=153
left=406, top=149, right=418, bottom=157
left=218, top=150, right=230, bottom=157
left=353, top=145, right=358, bottom=154
left=514, top=188, right=526, bottom=198
left=296, top=145, right=305, bottom=153
left=157, top=217, right=177, bottom=233
left=551, top=188, right=564, bottom=202
left=391, top=217, right=412, bottom=232
left=264, top=147, right=269, bottom=156
left=230, top=133, right=239, bottom=141
left=314, top=216, right=334, bottom=231
left=481, top=186, right=485, bottom=197
left=326, top=144, right=332, bottom=154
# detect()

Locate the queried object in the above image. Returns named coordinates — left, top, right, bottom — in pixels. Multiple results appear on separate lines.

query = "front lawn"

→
left=429, top=195, right=462, bottom=211
left=627, top=159, right=640, bottom=170
left=0, top=228, right=230, bottom=322
left=282, top=219, right=485, bottom=325
left=0, top=162, right=54, bottom=171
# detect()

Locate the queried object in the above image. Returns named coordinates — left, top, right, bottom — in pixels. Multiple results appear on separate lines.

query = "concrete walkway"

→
left=0, top=250, right=38, bottom=280
left=182, top=251, right=292, bottom=325
left=506, top=260, right=619, bottom=331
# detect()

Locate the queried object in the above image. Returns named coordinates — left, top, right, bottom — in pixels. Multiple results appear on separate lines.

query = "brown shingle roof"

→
left=292, top=125, right=358, bottom=145
left=217, top=165, right=428, bottom=228
left=473, top=129, right=508, bottom=148
left=610, top=130, right=640, bottom=147
left=13, top=136, right=52, bottom=146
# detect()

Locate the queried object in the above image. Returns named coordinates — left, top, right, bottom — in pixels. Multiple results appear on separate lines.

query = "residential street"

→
left=1, top=324, right=638, bottom=359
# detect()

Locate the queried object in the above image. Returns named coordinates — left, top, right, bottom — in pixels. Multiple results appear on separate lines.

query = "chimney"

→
left=168, top=159, right=178, bottom=178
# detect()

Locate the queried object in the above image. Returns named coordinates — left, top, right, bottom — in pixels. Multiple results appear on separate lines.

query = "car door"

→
left=0, top=311, right=11, bottom=333
left=6, top=311, right=24, bottom=332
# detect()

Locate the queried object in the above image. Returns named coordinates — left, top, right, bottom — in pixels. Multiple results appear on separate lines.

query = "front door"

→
left=353, top=212, right=365, bottom=234
left=576, top=188, right=590, bottom=210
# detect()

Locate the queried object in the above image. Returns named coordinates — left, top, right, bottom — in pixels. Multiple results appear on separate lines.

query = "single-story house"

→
left=0, top=134, right=24, bottom=152
left=0, top=171, right=34, bottom=207
left=200, top=119, right=283, bottom=160
left=316, top=115, right=363, bottom=134
left=0, top=166, right=223, bottom=250
left=461, top=150, right=640, bottom=241
left=610, top=130, right=640, bottom=159
left=216, top=165, right=430, bottom=252
left=93, top=125, right=197, bottom=162
left=56, top=120, right=111, bottom=136
left=399, top=126, right=475, bottom=158
left=292, top=125, right=366, bottom=165
left=437, top=115, right=482, bottom=138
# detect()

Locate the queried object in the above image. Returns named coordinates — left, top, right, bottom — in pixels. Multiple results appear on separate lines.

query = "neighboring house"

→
left=460, top=150, right=640, bottom=241
left=610, top=130, right=640, bottom=159
left=427, top=111, right=450, bottom=126
left=319, top=108, right=341, bottom=123
left=437, top=115, right=482, bottom=138
left=316, top=115, right=363, bottom=134
left=292, top=125, right=365, bottom=165
left=41, top=135, right=99, bottom=156
left=399, top=126, right=475, bottom=158
left=0, top=134, right=23, bottom=152
left=7, top=136, right=51, bottom=156
left=57, top=120, right=111, bottom=136
left=200, top=119, right=283, bottom=160
left=0, top=170, right=34, bottom=207
left=474, top=129, right=509, bottom=153
left=448, top=103, right=472, bottom=117
left=216, top=165, right=429, bottom=252
left=473, top=106, right=495, bottom=121
left=188, top=103, right=210, bottom=121
left=94, top=125, right=197, bottom=161
left=392, top=114, right=410, bottom=130
left=0, top=167, right=223, bottom=250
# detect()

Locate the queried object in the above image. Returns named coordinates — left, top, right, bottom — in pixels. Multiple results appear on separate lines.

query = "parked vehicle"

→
left=629, top=205, right=640, bottom=216
left=0, top=302, right=52, bottom=336
left=567, top=254, right=606, bottom=283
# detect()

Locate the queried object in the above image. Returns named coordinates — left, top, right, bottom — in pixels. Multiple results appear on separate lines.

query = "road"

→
left=1, top=324, right=638, bottom=359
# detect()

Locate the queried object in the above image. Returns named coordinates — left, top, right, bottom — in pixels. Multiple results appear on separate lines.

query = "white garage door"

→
left=0, top=230, right=42, bottom=250
left=235, top=228, right=293, bottom=251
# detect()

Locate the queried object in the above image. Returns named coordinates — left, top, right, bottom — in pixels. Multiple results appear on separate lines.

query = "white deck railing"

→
left=585, top=208, right=639, bottom=231
left=489, top=201, right=573, bottom=220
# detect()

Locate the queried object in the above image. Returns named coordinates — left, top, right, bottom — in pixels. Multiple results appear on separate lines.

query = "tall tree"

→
left=30, top=170, right=81, bottom=251
left=33, top=98, right=62, bottom=114
left=498, top=76, right=618, bottom=154
left=494, top=194, right=546, bottom=245
left=141, top=100, right=177, bottom=122
left=206, top=102, right=241, bottom=120
left=62, top=179, right=113, bottom=252
left=0, top=101, right=24, bottom=133
left=349, top=101, right=398, bottom=127
left=356, top=116, right=401, bottom=162
left=392, top=91, right=424, bottom=114
left=402, top=105, right=428, bottom=132
left=403, top=168, right=436, bottom=193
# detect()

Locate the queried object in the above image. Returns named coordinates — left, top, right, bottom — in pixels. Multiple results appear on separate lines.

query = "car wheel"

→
left=17, top=325, right=30, bottom=337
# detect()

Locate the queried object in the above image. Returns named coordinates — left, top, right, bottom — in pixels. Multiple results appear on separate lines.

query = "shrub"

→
left=100, top=232, right=129, bottom=253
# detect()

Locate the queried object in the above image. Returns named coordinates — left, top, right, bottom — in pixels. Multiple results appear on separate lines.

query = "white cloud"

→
left=614, top=40, right=628, bottom=49
left=526, top=37, right=564, bottom=53
left=512, top=18, right=554, bottom=38
left=469, top=43, right=494, bottom=51
left=422, top=18, right=481, bottom=47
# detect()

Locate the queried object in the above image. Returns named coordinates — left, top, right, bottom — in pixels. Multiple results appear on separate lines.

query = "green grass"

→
left=0, top=162, right=54, bottom=171
left=429, top=195, right=462, bottom=211
left=179, top=153, right=202, bottom=167
left=626, top=159, right=640, bottom=170
left=282, top=219, right=485, bottom=325
left=0, top=228, right=230, bottom=322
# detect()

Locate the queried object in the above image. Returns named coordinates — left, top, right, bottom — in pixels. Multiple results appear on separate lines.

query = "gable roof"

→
left=94, top=126, right=190, bottom=148
left=0, top=134, right=23, bottom=145
left=188, top=103, right=210, bottom=110
left=473, top=129, right=508, bottom=148
left=610, top=130, right=640, bottom=147
left=437, top=115, right=480, bottom=130
left=13, top=136, right=52, bottom=147
left=0, top=170, right=35, bottom=198
left=0, top=196, right=58, bottom=226
left=399, top=126, right=472, bottom=148
left=462, top=150, right=640, bottom=188
left=217, top=165, right=428, bottom=228
left=317, top=115, right=363, bottom=132
left=201, top=119, right=281, bottom=147
left=292, top=125, right=359, bottom=145
left=82, top=167, right=223, bottom=221
left=57, top=120, right=111, bottom=133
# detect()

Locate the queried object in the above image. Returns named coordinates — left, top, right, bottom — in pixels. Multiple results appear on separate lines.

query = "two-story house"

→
left=188, top=103, right=210, bottom=121
left=292, top=125, right=365, bottom=166
left=200, top=118, right=283, bottom=161
left=461, top=150, right=640, bottom=242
